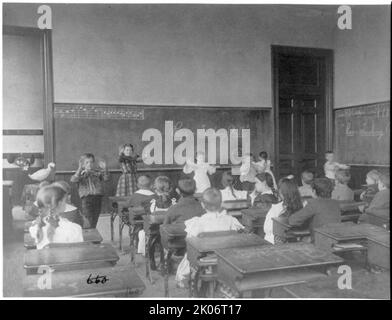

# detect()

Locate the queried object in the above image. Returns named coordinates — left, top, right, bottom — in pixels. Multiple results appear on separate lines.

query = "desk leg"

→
left=163, top=249, right=172, bottom=297
left=118, top=210, right=123, bottom=251
left=189, top=267, right=195, bottom=297
left=129, top=225, right=136, bottom=265
left=145, top=233, right=153, bottom=283
left=207, top=280, right=215, bottom=298
left=110, top=209, right=117, bottom=242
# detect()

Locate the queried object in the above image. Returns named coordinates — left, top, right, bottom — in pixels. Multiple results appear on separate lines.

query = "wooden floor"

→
left=3, top=214, right=390, bottom=299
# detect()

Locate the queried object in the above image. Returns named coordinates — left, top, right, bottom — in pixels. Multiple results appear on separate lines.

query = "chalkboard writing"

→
left=54, top=104, right=263, bottom=171
left=54, top=104, right=144, bottom=120
left=334, top=101, right=390, bottom=165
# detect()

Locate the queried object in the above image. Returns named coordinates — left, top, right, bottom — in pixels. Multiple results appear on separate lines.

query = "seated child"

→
left=52, top=180, right=84, bottom=227
left=298, top=170, right=314, bottom=198
left=175, top=188, right=244, bottom=287
left=332, top=169, right=354, bottom=201
left=264, top=178, right=303, bottom=244
left=360, top=169, right=381, bottom=203
left=249, top=172, right=278, bottom=212
left=29, top=185, right=83, bottom=249
left=149, top=175, right=176, bottom=213
left=220, top=171, right=247, bottom=202
left=138, top=176, right=176, bottom=258
left=288, top=178, right=341, bottom=242
left=25, top=181, right=51, bottom=219
left=359, top=173, right=390, bottom=222
left=124, top=175, right=155, bottom=210
left=163, top=178, right=205, bottom=228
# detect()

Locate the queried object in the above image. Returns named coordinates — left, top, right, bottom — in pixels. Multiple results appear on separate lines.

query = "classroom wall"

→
left=2, top=32, right=45, bottom=169
left=3, top=4, right=336, bottom=107
left=334, top=5, right=390, bottom=108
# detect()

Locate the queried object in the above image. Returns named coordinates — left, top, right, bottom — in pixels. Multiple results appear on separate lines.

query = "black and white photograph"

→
left=1, top=1, right=390, bottom=301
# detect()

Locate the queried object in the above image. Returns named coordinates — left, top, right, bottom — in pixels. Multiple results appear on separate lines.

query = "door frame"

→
left=271, top=45, right=334, bottom=179
left=3, top=25, right=55, bottom=166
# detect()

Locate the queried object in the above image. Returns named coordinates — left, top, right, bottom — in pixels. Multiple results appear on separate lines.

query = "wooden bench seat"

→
left=23, top=265, right=145, bottom=297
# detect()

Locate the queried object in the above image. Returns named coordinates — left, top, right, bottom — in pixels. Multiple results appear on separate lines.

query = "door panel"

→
left=276, top=50, right=328, bottom=181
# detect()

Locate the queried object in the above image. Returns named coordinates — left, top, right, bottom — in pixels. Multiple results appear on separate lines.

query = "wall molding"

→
left=3, top=129, right=44, bottom=135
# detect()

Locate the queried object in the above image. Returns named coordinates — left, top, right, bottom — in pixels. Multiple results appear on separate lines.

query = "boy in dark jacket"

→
left=288, top=178, right=341, bottom=241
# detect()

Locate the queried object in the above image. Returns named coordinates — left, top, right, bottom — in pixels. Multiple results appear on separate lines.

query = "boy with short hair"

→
left=288, top=178, right=341, bottom=241
left=332, top=169, right=354, bottom=201
left=298, top=170, right=314, bottom=198
left=359, top=173, right=390, bottom=222
left=163, top=178, right=205, bottom=227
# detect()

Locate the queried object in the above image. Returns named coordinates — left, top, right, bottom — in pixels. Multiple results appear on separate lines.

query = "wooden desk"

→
left=108, top=196, right=132, bottom=243
left=338, top=200, right=367, bottom=223
left=143, top=212, right=166, bottom=283
left=117, top=202, right=145, bottom=252
left=159, top=224, right=187, bottom=297
left=24, top=228, right=103, bottom=249
left=23, top=266, right=145, bottom=297
left=272, top=216, right=311, bottom=243
left=24, top=243, right=119, bottom=275
left=314, top=222, right=390, bottom=269
left=241, top=208, right=269, bottom=237
left=367, top=233, right=390, bottom=269
left=216, top=243, right=343, bottom=298
left=3, top=181, right=13, bottom=240
left=314, top=222, right=368, bottom=252
left=187, top=232, right=268, bottom=297
left=365, top=208, right=390, bottom=230
left=222, top=200, right=249, bottom=219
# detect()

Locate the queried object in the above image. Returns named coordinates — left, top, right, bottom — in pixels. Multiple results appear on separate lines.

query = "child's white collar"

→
left=136, top=189, right=155, bottom=196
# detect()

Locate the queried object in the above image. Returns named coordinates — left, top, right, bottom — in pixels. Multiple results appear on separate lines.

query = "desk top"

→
left=215, top=243, right=343, bottom=274
left=24, top=243, right=119, bottom=269
left=241, top=208, right=269, bottom=217
left=222, top=200, right=249, bottom=211
left=338, top=200, right=367, bottom=212
left=314, top=222, right=366, bottom=241
left=187, top=233, right=268, bottom=254
left=23, top=266, right=145, bottom=297
left=315, top=222, right=388, bottom=241
left=24, top=229, right=103, bottom=249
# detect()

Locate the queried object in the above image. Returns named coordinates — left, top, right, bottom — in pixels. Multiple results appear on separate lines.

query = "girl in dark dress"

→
left=116, top=144, right=141, bottom=197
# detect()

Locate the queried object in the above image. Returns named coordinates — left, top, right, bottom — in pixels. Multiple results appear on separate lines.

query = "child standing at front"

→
left=70, top=153, right=109, bottom=228
left=29, top=185, right=83, bottom=249
left=254, top=151, right=277, bottom=189
left=183, top=152, right=216, bottom=193
left=116, top=143, right=141, bottom=197
left=239, top=153, right=258, bottom=191
left=324, top=151, right=349, bottom=182
left=332, top=169, right=354, bottom=201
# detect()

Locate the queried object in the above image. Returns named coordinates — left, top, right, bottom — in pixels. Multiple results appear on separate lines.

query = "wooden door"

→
left=273, top=46, right=333, bottom=182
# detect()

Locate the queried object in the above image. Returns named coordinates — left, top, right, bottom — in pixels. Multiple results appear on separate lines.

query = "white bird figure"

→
left=28, top=162, right=56, bottom=181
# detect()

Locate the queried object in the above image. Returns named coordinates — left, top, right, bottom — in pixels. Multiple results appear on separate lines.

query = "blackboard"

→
left=334, top=101, right=390, bottom=165
left=54, top=104, right=265, bottom=171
